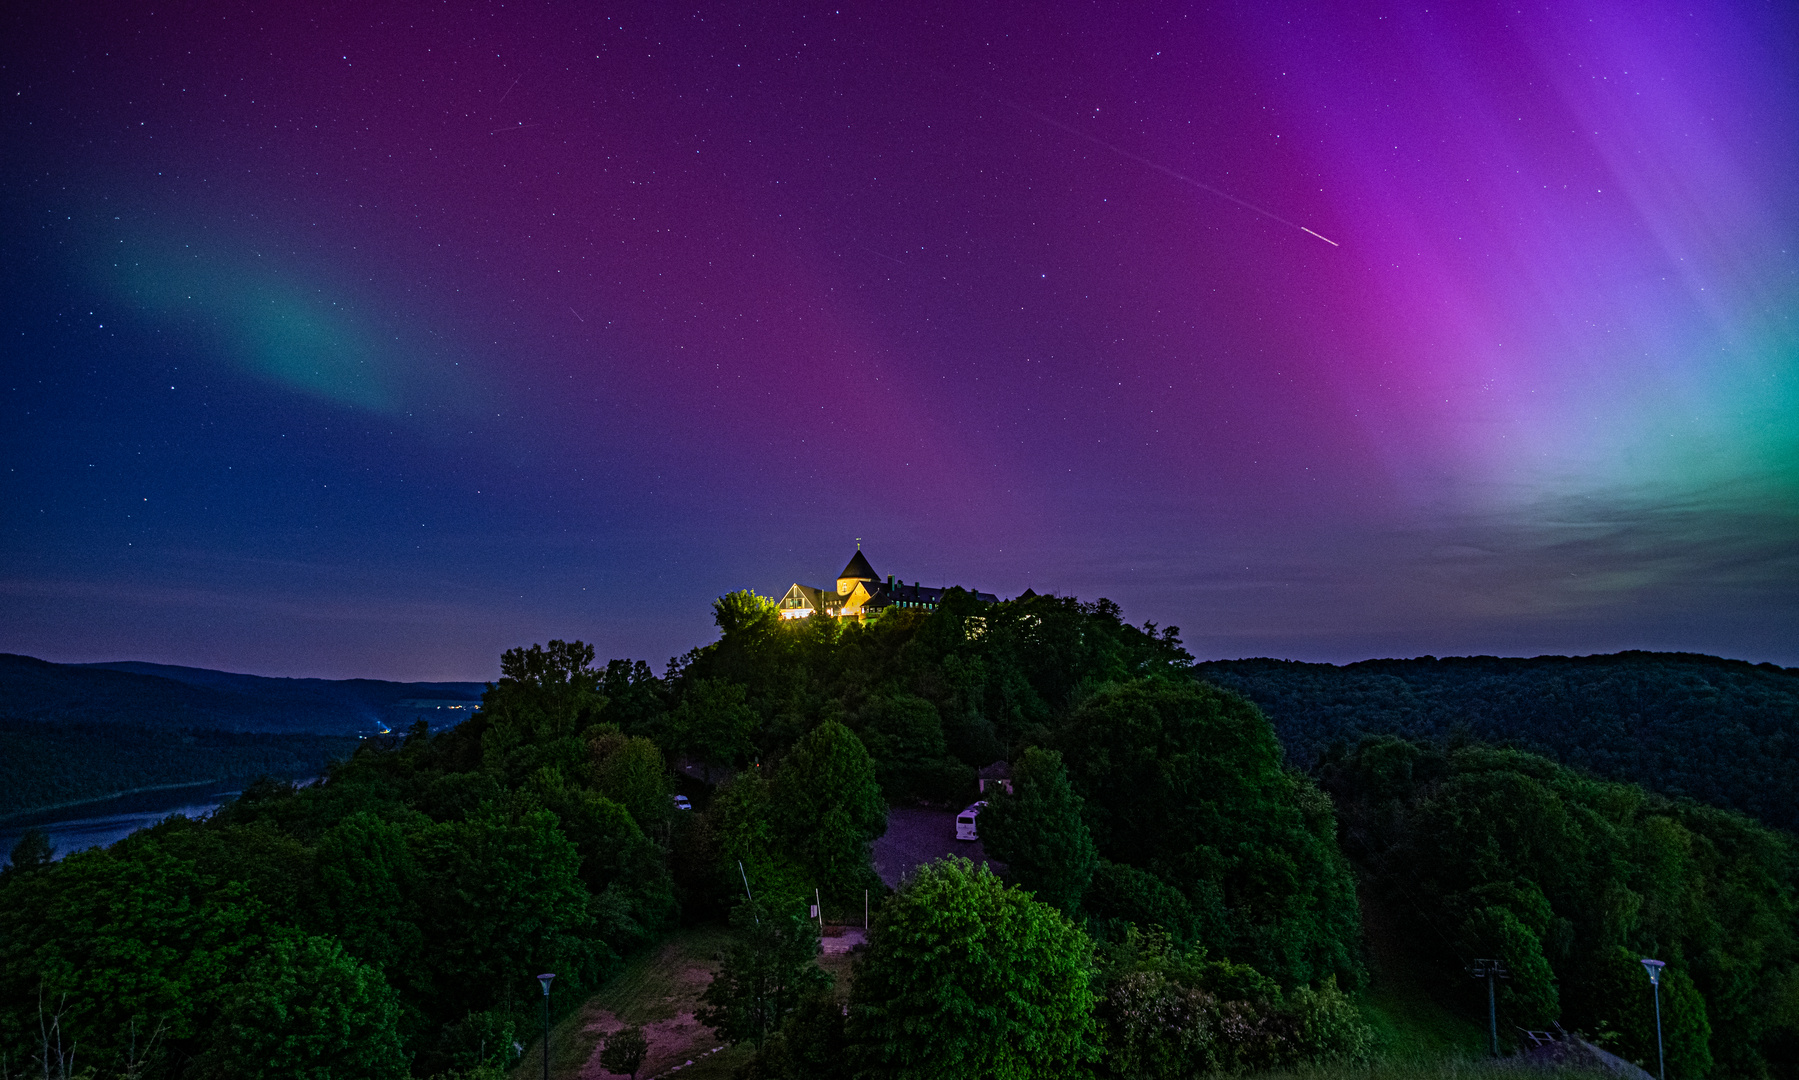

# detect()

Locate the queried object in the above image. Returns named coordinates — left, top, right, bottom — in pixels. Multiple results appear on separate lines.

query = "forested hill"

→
left=1196, top=651, right=1799, bottom=831
left=0, top=654, right=487, bottom=817
left=0, top=653, right=485, bottom=736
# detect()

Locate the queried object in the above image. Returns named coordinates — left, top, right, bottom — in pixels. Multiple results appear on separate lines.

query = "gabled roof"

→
left=838, top=550, right=878, bottom=581
left=782, top=552, right=999, bottom=620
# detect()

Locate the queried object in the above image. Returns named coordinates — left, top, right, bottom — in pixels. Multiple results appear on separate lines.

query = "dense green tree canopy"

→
left=710, top=769, right=810, bottom=908
left=0, top=637, right=679, bottom=1077
left=853, top=693, right=969, bottom=804
left=1200, top=652, right=1799, bottom=831
left=592, top=732, right=673, bottom=831
left=1058, top=677, right=1363, bottom=989
left=0, top=842, right=257, bottom=1072
left=661, top=678, right=759, bottom=780
left=736, top=989, right=850, bottom=1080
left=210, top=929, right=408, bottom=1080
left=669, top=589, right=1192, bottom=776
left=4, top=829, right=53, bottom=876
left=1093, top=927, right=1372, bottom=1079
left=312, top=810, right=423, bottom=981
left=978, top=746, right=1097, bottom=916
left=479, top=640, right=606, bottom=783
left=847, top=857, right=1099, bottom=1080
left=410, top=802, right=606, bottom=1018
left=1322, top=737, right=1799, bottom=1076
left=698, top=899, right=831, bottom=1047
left=771, top=719, right=887, bottom=902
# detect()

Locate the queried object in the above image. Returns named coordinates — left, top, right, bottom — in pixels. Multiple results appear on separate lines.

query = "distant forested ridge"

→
left=0, top=653, right=484, bottom=735
left=1197, top=652, right=1799, bottom=831
left=0, top=654, right=483, bottom=816
left=0, top=719, right=356, bottom=817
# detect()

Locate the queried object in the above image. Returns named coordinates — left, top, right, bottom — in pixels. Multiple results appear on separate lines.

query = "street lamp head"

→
left=1641, top=958, right=1665, bottom=985
left=536, top=974, right=557, bottom=1080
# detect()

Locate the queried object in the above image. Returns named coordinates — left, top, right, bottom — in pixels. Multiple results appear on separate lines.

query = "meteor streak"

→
left=1000, top=99, right=1339, bottom=247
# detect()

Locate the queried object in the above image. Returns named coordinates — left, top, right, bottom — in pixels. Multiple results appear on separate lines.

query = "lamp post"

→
left=1467, top=958, right=1509, bottom=1057
left=537, top=973, right=556, bottom=1080
left=1641, top=959, right=1666, bottom=1080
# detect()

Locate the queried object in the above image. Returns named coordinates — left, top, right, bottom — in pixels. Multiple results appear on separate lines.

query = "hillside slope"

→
left=0, top=719, right=356, bottom=817
left=0, top=653, right=483, bottom=735
left=1198, top=651, right=1799, bottom=831
left=0, top=654, right=486, bottom=817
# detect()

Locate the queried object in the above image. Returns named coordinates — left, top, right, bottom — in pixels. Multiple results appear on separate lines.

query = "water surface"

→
left=0, top=779, right=304, bottom=862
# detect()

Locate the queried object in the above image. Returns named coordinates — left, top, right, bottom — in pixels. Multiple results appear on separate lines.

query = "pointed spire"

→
left=838, top=548, right=878, bottom=583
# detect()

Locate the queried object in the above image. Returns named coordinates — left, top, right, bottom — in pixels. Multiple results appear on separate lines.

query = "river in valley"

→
left=0, top=778, right=315, bottom=863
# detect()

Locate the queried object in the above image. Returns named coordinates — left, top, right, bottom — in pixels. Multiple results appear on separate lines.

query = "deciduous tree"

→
left=593, top=733, right=673, bottom=832
left=3, top=830, right=52, bottom=877
left=0, top=843, right=255, bottom=1071
left=313, top=811, right=422, bottom=981
left=210, top=929, right=407, bottom=1080
left=663, top=679, right=758, bottom=782
left=410, top=804, right=603, bottom=1020
left=737, top=990, right=848, bottom=1080
left=480, top=640, right=607, bottom=783
left=698, top=899, right=830, bottom=1047
left=977, top=746, right=1097, bottom=916
left=854, top=694, right=952, bottom=802
left=846, top=857, right=1098, bottom=1079
left=1059, top=677, right=1363, bottom=989
left=600, top=1023, right=649, bottom=1079
left=771, top=720, right=886, bottom=901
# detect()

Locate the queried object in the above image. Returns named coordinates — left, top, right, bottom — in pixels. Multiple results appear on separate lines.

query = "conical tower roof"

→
left=838, top=549, right=878, bottom=582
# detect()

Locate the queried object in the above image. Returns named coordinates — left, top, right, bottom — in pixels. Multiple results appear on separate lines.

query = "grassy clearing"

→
left=1356, top=880, right=1489, bottom=1063
left=1360, top=979, right=1489, bottom=1064
left=511, top=925, right=769, bottom=1080
left=588, top=925, right=739, bottom=1026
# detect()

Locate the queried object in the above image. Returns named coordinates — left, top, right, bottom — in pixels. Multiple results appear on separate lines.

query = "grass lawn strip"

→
left=513, top=925, right=775, bottom=1079
left=1355, top=880, right=1487, bottom=1061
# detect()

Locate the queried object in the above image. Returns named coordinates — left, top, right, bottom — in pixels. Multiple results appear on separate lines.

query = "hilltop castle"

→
left=777, top=547, right=999, bottom=622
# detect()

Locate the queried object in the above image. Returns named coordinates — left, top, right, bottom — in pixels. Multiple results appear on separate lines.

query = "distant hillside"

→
left=0, top=719, right=357, bottom=818
left=0, top=653, right=485, bottom=736
left=1196, top=651, right=1799, bottom=832
left=0, top=655, right=486, bottom=816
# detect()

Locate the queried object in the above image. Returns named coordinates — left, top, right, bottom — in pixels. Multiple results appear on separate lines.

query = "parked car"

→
left=955, top=800, right=987, bottom=841
left=672, top=795, right=692, bottom=811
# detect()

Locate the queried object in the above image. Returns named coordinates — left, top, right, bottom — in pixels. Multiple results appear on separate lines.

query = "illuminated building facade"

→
left=777, top=547, right=999, bottom=621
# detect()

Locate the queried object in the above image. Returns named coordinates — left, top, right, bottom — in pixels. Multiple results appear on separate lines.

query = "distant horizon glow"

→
left=2, top=0, right=1794, bottom=680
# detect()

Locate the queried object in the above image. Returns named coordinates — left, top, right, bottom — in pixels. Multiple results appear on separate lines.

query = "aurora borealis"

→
left=3, top=1, right=1795, bottom=678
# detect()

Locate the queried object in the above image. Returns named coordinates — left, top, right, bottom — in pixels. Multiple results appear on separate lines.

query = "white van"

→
left=956, top=800, right=987, bottom=841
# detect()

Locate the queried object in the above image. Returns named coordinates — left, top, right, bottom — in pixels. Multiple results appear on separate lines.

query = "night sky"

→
left=4, top=1, right=1796, bottom=680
